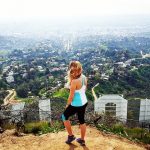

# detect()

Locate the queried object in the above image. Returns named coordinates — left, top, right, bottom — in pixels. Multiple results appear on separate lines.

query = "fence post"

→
left=141, top=122, right=144, bottom=139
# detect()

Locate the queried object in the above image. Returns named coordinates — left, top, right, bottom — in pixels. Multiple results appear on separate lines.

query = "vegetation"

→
left=0, top=50, right=10, bottom=56
left=86, top=89, right=94, bottom=101
left=94, top=114, right=150, bottom=144
left=1, top=36, right=150, bottom=100
left=14, top=96, right=34, bottom=103
left=16, top=83, right=29, bottom=98
left=0, top=58, right=6, bottom=61
left=0, top=90, right=8, bottom=104
left=94, top=65, right=150, bottom=99
left=0, top=79, right=7, bottom=90
left=24, top=121, right=64, bottom=135
left=53, top=88, right=69, bottom=100
left=15, top=77, right=51, bottom=98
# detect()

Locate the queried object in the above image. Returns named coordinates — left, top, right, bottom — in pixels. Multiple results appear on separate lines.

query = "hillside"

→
left=0, top=125, right=147, bottom=150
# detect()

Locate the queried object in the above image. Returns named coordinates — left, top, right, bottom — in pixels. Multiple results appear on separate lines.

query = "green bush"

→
left=125, top=127, right=144, bottom=139
left=53, top=88, right=69, bottom=100
left=25, top=121, right=44, bottom=134
left=125, top=127, right=150, bottom=143
left=15, top=96, right=33, bottom=103
left=96, top=120, right=150, bottom=144
left=86, top=89, right=94, bottom=101
left=141, top=134, right=150, bottom=144
left=112, top=123, right=124, bottom=134
left=38, top=121, right=64, bottom=135
left=2, top=123, right=15, bottom=130
left=96, top=124, right=111, bottom=132
left=24, top=121, right=64, bottom=135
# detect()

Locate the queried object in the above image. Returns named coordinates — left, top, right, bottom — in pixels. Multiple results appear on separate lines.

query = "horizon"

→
left=0, top=0, right=150, bottom=37
left=0, top=14, right=150, bottom=38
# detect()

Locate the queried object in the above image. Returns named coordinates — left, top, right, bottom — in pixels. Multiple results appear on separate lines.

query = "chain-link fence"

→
left=0, top=99, right=150, bottom=143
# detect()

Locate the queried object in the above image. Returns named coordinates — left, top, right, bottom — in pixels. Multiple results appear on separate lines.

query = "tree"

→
left=0, top=80, right=7, bottom=90
left=16, top=83, right=28, bottom=98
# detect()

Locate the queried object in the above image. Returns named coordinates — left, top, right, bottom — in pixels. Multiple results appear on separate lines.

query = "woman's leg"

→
left=63, top=120, right=73, bottom=136
left=61, top=105, right=76, bottom=136
left=77, top=103, right=88, bottom=140
left=80, top=123, right=86, bottom=140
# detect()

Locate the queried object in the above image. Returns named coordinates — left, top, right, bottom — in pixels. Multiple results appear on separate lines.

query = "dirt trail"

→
left=0, top=125, right=147, bottom=150
left=3, top=89, right=21, bottom=105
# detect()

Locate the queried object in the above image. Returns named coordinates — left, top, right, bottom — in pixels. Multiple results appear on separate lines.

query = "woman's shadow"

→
left=68, top=143, right=90, bottom=150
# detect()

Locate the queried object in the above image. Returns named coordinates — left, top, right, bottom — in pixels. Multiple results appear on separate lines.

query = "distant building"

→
left=114, top=62, right=126, bottom=68
left=131, top=66, right=138, bottom=71
left=125, top=58, right=135, bottom=66
left=101, top=73, right=109, bottom=80
left=37, top=66, right=45, bottom=72
left=141, top=50, right=150, bottom=58
left=2, top=66, right=10, bottom=74
left=94, top=94, right=128, bottom=122
left=6, top=75, right=14, bottom=83
left=22, top=73, right=28, bottom=78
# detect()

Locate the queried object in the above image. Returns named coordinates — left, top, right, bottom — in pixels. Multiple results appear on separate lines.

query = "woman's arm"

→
left=85, top=76, right=88, bottom=91
left=66, top=80, right=76, bottom=107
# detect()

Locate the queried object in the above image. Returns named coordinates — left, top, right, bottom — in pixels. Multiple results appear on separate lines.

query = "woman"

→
left=61, top=61, right=88, bottom=146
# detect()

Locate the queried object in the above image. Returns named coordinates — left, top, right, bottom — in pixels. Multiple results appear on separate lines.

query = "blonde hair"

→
left=67, top=61, right=82, bottom=83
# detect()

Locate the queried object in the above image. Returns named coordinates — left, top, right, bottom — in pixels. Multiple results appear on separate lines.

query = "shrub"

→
left=24, top=121, right=44, bottom=134
left=2, top=123, right=15, bottom=130
left=53, top=88, right=69, bottom=100
left=24, top=121, right=64, bottom=135
left=125, top=127, right=144, bottom=139
left=141, top=134, right=150, bottom=144
left=112, top=123, right=125, bottom=135
left=96, top=124, right=111, bottom=132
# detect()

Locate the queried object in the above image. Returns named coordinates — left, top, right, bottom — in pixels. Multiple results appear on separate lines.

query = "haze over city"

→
left=0, top=0, right=150, bottom=20
left=0, top=0, right=150, bottom=37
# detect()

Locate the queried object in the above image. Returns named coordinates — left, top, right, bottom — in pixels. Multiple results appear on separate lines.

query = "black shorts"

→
left=61, top=103, right=88, bottom=124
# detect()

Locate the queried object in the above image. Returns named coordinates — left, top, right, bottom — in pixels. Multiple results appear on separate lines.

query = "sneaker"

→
left=65, top=135, right=76, bottom=144
left=76, top=138, right=85, bottom=146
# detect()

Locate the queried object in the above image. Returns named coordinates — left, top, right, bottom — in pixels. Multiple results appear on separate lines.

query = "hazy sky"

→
left=0, top=0, right=150, bottom=22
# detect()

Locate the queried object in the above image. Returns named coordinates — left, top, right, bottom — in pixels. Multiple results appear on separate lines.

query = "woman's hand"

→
left=65, top=104, right=69, bottom=109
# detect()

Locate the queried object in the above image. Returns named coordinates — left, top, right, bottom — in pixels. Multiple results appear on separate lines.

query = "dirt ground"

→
left=0, top=125, right=148, bottom=150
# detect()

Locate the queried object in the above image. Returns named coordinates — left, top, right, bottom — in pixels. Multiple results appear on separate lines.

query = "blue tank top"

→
left=71, top=74, right=88, bottom=107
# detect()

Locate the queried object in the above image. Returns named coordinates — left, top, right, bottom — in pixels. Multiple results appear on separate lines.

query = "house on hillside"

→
left=94, top=94, right=128, bottom=122
left=6, top=76, right=14, bottom=83
left=141, top=50, right=150, bottom=58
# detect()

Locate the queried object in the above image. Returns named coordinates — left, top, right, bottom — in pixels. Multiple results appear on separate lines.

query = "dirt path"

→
left=3, top=89, right=21, bottom=105
left=3, top=90, right=14, bottom=105
left=0, top=125, right=146, bottom=150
